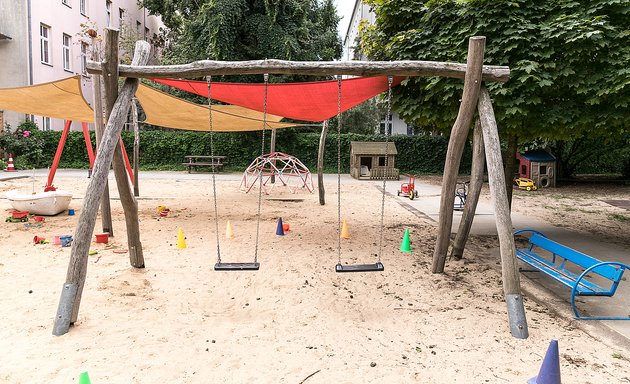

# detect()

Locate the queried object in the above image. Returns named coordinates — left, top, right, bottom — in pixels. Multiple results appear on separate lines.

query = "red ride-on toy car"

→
left=398, top=174, right=419, bottom=200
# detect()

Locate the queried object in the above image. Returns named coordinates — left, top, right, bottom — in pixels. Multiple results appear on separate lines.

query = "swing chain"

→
left=206, top=76, right=222, bottom=264
left=377, top=76, right=394, bottom=263
left=336, top=75, right=342, bottom=266
left=254, top=73, right=269, bottom=264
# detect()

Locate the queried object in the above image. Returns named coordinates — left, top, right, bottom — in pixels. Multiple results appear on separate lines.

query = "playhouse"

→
left=515, top=149, right=556, bottom=188
left=350, top=141, right=399, bottom=180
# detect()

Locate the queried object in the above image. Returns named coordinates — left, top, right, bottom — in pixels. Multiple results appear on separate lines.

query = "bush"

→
left=17, top=127, right=475, bottom=174
left=0, top=120, right=46, bottom=168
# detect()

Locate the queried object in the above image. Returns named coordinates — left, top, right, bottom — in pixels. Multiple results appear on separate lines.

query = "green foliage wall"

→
left=22, top=130, right=469, bottom=175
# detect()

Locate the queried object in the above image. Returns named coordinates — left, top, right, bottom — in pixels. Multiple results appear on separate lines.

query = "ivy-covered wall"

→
left=18, top=129, right=470, bottom=174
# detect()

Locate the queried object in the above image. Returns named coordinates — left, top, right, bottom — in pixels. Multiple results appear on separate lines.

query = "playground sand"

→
left=0, top=174, right=629, bottom=383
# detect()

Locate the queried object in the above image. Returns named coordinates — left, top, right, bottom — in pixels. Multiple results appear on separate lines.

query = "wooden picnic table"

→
left=182, top=155, right=227, bottom=173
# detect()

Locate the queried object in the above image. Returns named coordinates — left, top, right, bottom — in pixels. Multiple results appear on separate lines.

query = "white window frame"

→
left=40, top=24, right=51, bottom=65
left=43, top=117, right=51, bottom=131
left=80, top=0, right=86, bottom=15
left=80, top=42, right=89, bottom=75
left=62, top=33, right=72, bottom=71
left=119, top=8, right=125, bottom=29
left=62, top=0, right=71, bottom=7
left=136, top=21, right=141, bottom=34
left=106, top=1, right=112, bottom=27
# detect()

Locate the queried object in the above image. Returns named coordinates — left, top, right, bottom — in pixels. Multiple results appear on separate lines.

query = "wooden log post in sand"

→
left=450, top=119, right=485, bottom=260
left=317, top=120, right=329, bottom=205
left=432, top=36, right=486, bottom=273
left=102, top=29, right=145, bottom=268
left=90, top=40, right=113, bottom=236
left=132, top=98, right=140, bottom=197
left=478, top=85, right=528, bottom=339
left=52, top=39, right=151, bottom=336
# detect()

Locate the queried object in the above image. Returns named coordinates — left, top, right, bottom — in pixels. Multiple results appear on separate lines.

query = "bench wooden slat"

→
left=516, top=250, right=609, bottom=295
left=529, top=234, right=621, bottom=281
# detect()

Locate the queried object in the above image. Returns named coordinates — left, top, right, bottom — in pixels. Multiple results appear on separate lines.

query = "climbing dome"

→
left=240, top=152, right=314, bottom=194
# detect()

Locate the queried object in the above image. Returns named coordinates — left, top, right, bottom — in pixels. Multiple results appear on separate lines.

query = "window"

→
left=80, top=0, right=86, bottom=15
left=540, top=165, right=548, bottom=175
left=378, top=157, right=386, bottom=167
left=42, top=117, right=51, bottom=131
left=40, top=24, right=51, bottom=64
left=119, top=8, right=125, bottom=29
left=81, top=42, right=89, bottom=75
left=62, top=34, right=72, bottom=71
left=144, top=27, right=149, bottom=39
left=106, top=1, right=112, bottom=27
left=136, top=21, right=141, bottom=34
left=521, top=165, right=527, bottom=175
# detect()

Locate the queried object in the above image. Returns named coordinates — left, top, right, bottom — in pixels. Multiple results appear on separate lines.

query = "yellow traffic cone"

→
left=340, top=219, right=350, bottom=239
left=177, top=227, right=187, bottom=249
left=226, top=220, right=235, bottom=239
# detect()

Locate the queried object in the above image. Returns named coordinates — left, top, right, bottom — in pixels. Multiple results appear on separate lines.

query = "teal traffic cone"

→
left=276, top=217, right=285, bottom=236
left=78, top=371, right=91, bottom=384
left=528, top=340, right=561, bottom=384
left=400, top=228, right=412, bottom=252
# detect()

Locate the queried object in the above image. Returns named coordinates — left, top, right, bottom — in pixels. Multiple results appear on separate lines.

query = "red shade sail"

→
left=153, top=76, right=404, bottom=122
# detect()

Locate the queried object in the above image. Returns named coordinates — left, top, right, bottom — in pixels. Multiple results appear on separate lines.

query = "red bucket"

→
left=95, top=233, right=109, bottom=244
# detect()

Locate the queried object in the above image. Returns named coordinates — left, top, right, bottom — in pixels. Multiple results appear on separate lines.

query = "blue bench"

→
left=513, top=228, right=629, bottom=320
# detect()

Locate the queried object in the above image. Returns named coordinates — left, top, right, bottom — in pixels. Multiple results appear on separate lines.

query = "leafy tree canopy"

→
left=141, top=0, right=342, bottom=81
left=359, top=0, right=629, bottom=140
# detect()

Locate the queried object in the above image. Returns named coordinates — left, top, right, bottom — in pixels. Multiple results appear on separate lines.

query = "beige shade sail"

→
left=135, top=84, right=302, bottom=132
left=0, top=76, right=95, bottom=122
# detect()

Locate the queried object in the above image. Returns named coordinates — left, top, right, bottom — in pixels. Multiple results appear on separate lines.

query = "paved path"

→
left=3, top=169, right=628, bottom=340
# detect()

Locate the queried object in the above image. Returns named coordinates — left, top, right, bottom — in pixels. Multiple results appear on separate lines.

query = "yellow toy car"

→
left=513, top=177, right=537, bottom=191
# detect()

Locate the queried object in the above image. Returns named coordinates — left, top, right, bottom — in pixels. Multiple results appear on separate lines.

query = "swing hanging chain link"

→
left=254, top=73, right=269, bottom=264
left=206, top=76, right=222, bottom=265
left=336, top=75, right=342, bottom=266
left=378, top=76, right=394, bottom=264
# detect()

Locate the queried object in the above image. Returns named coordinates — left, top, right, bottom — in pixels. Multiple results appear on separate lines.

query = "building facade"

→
left=342, top=1, right=412, bottom=136
left=0, top=0, right=164, bottom=131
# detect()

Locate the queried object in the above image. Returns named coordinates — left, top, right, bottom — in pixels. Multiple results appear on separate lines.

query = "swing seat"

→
left=214, top=262, right=260, bottom=271
left=335, top=262, right=384, bottom=273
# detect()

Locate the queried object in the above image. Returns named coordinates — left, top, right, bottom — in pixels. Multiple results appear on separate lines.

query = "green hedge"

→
left=22, top=129, right=471, bottom=174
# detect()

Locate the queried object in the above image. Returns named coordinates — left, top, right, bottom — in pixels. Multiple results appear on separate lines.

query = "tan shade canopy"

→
left=135, top=84, right=301, bottom=132
left=0, top=76, right=301, bottom=132
left=0, top=76, right=95, bottom=122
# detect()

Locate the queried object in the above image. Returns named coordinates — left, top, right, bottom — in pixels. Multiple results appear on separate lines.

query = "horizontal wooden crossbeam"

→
left=86, top=59, right=510, bottom=82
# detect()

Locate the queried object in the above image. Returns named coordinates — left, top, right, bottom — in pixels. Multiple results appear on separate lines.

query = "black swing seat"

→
left=335, top=262, right=384, bottom=273
left=214, top=262, right=260, bottom=271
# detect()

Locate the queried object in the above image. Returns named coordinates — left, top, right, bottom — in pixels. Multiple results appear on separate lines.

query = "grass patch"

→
left=607, top=213, right=630, bottom=222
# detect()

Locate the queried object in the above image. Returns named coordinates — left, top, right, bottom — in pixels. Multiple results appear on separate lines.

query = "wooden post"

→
left=317, top=120, right=329, bottom=205
left=131, top=98, right=140, bottom=197
left=52, top=40, right=151, bottom=336
left=432, top=36, right=486, bottom=273
left=91, top=39, right=114, bottom=236
left=451, top=119, right=485, bottom=260
left=478, top=85, right=528, bottom=339
left=102, top=29, right=145, bottom=269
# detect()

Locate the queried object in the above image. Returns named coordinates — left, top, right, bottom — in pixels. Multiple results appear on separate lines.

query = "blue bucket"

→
left=60, top=235, right=73, bottom=247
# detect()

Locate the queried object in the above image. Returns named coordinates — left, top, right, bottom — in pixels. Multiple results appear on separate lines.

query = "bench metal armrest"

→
left=512, top=228, right=547, bottom=238
left=571, top=261, right=630, bottom=321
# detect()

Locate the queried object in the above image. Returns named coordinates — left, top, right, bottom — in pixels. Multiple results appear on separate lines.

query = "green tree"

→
left=141, top=0, right=342, bottom=76
left=360, top=0, right=629, bottom=176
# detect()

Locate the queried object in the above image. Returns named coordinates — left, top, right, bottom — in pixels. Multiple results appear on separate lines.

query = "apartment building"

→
left=342, top=1, right=413, bottom=136
left=0, top=0, right=164, bottom=131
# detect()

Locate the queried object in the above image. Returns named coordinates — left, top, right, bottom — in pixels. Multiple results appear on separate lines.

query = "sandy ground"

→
left=0, top=173, right=629, bottom=383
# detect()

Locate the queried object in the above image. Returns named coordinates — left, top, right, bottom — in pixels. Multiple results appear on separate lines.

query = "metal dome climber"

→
left=240, top=152, right=315, bottom=194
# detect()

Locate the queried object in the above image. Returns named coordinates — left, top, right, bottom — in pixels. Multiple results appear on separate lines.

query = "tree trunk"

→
left=478, top=85, right=528, bottom=339
left=52, top=39, right=151, bottom=336
left=450, top=119, right=485, bottom=260
left=317, top=120, right=329, bottom=205
left=432, top=36, right=486, bottom=273
left=503, top=133, right=518, bottom=208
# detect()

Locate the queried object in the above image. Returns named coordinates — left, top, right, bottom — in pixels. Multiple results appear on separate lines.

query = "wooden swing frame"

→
left=52, top=31, right=529, bottom=340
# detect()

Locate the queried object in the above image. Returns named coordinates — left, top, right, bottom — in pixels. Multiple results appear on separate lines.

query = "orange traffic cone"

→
left=5, top=154, right=16, bottom=172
